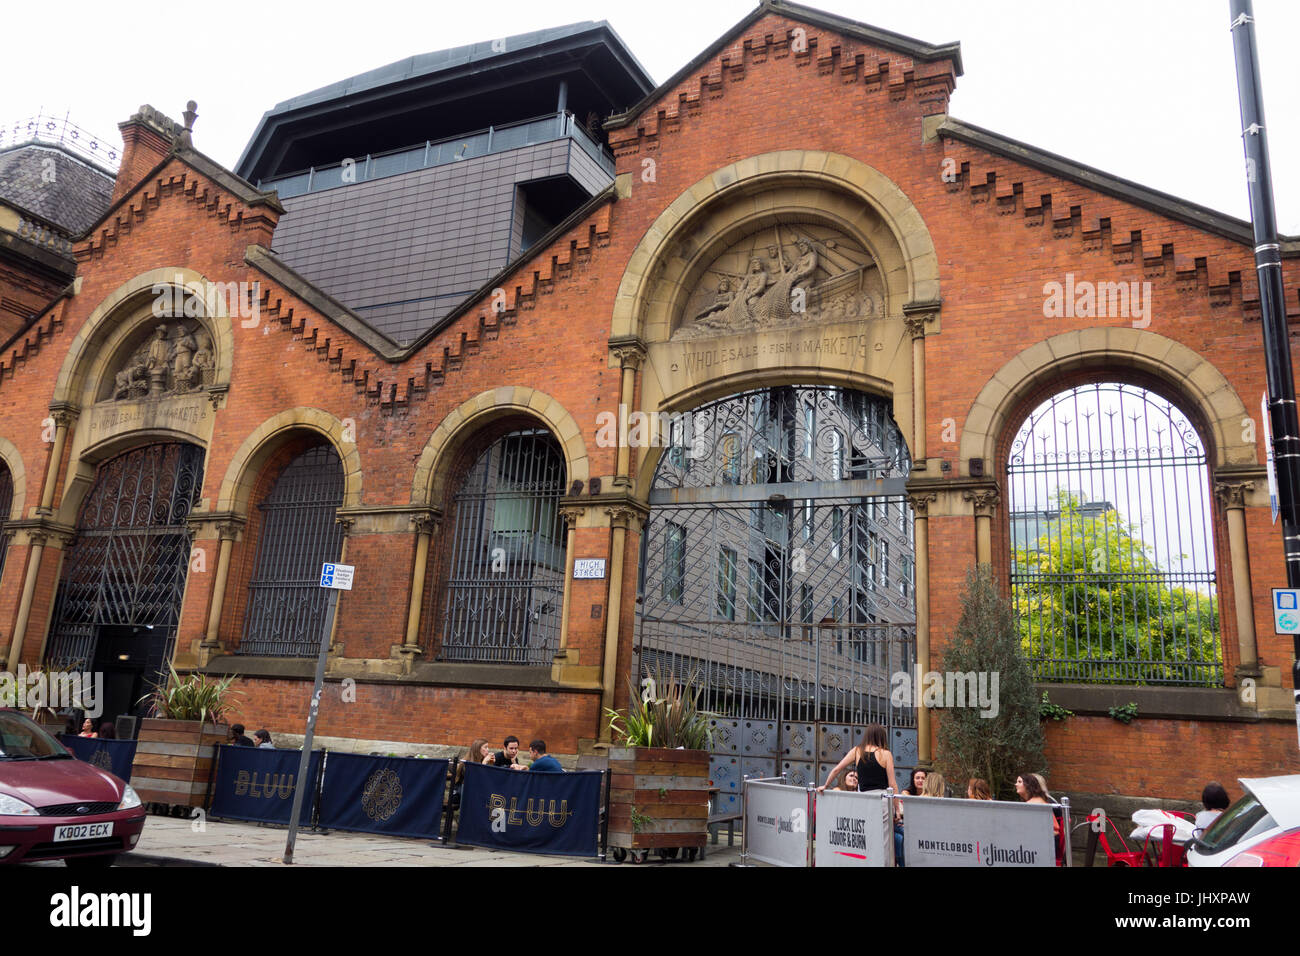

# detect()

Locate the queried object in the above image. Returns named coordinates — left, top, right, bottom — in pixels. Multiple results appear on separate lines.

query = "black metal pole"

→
left=1229, top=0, right=1300, bottom=741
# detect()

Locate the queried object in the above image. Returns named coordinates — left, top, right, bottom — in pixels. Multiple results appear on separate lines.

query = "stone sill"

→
left=199, top=656, right=600, bottom=694
left=1039, top=683, right=1261, bottom=722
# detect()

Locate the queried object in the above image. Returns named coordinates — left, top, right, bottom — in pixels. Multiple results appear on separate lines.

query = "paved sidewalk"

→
left=115, top=814, right=742, bottom=867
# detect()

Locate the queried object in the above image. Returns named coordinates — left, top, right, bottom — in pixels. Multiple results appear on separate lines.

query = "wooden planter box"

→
left=129, top=718, right=227, bottom=808
left=607, top=746, right=711, bottom=852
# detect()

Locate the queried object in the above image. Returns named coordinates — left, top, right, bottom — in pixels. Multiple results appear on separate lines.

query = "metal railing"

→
left=258, top=111, right=614, bottom=200
left=0, top=112, right=120, bottom=169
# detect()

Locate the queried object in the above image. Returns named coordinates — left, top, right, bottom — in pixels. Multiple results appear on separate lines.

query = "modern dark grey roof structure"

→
left=0, top=144, right=115, bottom=236
left=237, top=21, right=654, bottom=183
left=237, top=20, right=656, bottom=346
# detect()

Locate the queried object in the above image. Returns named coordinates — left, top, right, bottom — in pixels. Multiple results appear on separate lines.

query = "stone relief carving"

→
left=108, top=321, right=214, bottom=401
left=673, top=224, right=885, bottom=340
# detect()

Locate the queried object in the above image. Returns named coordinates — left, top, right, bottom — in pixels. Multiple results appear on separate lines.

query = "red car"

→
left=0, top=708, right=146, bottom=867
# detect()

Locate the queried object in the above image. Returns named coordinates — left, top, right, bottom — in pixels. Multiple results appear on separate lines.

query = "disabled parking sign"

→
left=1272, top=589, right=1300, bottom=634
left=320, top=563, right=355, bottom=590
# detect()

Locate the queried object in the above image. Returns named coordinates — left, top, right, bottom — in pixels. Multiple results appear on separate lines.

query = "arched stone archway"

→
left=959, top=328, right=1255, bottom=474
left=411, top=387, right=589, bottom=508
left=217, top=407, right=363, bottom=514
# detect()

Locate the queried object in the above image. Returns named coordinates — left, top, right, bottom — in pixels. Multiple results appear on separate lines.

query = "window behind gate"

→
left=239, top=445, right=345, bottom=656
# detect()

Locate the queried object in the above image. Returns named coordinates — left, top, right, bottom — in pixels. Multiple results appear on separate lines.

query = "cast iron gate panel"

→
left=44, top=442, right=204, bottom=685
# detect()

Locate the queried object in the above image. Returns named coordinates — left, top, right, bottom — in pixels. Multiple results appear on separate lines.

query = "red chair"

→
left=1145, top=822, right=1189, bottom=867
left=1086, top=812, right=1147, bottom=867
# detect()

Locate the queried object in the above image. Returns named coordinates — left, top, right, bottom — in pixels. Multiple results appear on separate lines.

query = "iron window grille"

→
left=1007, top=382, right=1222, bottom=686
left=439, top=430, right=566, bottom=665
left=238, top=445, right=345, bottom=657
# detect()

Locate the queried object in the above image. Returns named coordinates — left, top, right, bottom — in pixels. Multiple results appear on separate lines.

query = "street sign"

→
left=1272, top=588, right=1300, bottom=635
left=573, top=559, right=606, bottom=580
left=320, top=563, right=354, bottom=590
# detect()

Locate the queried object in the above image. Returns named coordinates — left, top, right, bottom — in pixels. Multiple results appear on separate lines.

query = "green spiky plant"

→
left=605, top=664, right=714, bottom=751
left=140, top=665, right=241, bottom=725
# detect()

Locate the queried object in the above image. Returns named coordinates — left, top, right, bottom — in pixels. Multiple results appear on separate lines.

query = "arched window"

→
left=440, top=430, right=566, bottom=665
left=239, top=445, right=345, bottom=656
left=1006, top=382, right=1220, bottom=686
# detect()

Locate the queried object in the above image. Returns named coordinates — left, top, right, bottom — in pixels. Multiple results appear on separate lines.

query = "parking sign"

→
left=320, top=563, right=355, bottom=590
left=1272, top=589, right=1300, bottom=634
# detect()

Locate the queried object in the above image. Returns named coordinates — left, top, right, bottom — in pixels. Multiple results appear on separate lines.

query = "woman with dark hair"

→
left=819, top=724, right=899, bottom=794
left=96, top=721, right=116, bottom=739
left=966, top=778, right=992, bottom=800
left=78, top=718, right=96, bottom=738
left=903, top=768, right=927, bottom=796
left=836, top=768, right=860, bottom=792
left=821, top=724, right=903, bottom=865
left=1016, top=773, right=1061, bottom=838
left=1196, top=782, right=1230, bottom=832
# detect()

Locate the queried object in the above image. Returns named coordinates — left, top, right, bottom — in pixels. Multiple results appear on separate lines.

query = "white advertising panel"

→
left=745, top=781, right=811, bottom=867
left=903, top=796, right=1057, bottom=867
left=814, top=789, right=893, bottom=867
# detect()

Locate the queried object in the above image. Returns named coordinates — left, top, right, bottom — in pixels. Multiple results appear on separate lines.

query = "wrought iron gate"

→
left=44, top=442, right=204, bottom=691
left=1007, top=382, right=1221, bottom=686
left=635, top=386, right=917, bottom=809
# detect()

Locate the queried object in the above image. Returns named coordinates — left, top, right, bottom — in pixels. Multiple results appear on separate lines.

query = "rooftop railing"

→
left=0, top=112, right=121, bottom=169
left=258, top=110, right=614, bottom=200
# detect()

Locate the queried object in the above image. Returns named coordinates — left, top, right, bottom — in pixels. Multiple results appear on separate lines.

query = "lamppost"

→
left=1229, top=0, right=1300, bottom=743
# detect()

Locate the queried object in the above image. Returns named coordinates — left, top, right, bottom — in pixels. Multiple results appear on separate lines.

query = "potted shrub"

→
left=604, top=666, right=713, bottom=863
left=130, top=666, right=240, bottom=810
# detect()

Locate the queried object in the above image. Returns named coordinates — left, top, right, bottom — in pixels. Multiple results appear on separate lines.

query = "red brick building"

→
left=0, top=0, right=1296, bottom=809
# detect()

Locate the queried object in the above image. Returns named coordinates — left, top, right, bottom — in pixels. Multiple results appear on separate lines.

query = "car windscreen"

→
left=0, top=711, right=69, bottom=759
left=1196, top=791, right=1277, bottom=853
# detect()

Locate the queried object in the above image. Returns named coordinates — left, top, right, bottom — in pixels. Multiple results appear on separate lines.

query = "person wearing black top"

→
left=229, top=724, right=254, bottom=747
left=494, top=735, right=522, bottom=768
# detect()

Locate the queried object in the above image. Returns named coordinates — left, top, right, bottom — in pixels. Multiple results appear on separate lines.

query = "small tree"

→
left=937, top=566, right=1045, bottom=800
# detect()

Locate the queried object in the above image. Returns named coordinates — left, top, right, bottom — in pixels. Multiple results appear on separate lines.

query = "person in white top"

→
left=1195, top=781, right=1231, bottom=832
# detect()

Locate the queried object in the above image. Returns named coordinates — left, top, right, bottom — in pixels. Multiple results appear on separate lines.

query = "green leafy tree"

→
left=1012, top=492, right=1220, bottom=685
left=937, top=566, right=1045, bottom=801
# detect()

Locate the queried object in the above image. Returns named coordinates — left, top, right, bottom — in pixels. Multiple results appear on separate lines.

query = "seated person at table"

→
left=495, top=735, right=523, bottom=769
left=526, top=739, right=563, bottom=772
left=1196, top=781, right=1230, bottom=832
left=1015, top=773, right=1061, bottom=836
left=229, top=724, right=254, bottom=747
left=837, top=768, right=860, bottom=791
left=920, top=772, right=946, bottom=797
left=254, top=729, right=274, bottom=749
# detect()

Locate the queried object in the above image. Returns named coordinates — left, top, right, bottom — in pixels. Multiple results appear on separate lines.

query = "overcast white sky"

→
left=2, top=0, right=1296, bottom=231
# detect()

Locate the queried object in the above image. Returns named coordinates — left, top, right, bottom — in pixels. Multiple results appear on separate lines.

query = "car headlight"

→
left=0, top=793, right=38, bottom=816
left=118, top=784, right=142, bottom=811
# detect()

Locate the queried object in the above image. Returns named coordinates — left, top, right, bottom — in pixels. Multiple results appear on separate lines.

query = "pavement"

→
left=77, top=814, right=744, bottom=867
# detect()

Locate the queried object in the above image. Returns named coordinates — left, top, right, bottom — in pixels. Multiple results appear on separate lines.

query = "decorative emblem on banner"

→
left=90, top=749, right=114, bottom=772
left=362, top=768, right=403, bottom=821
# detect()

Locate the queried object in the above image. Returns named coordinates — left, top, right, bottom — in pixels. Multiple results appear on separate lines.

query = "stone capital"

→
left=902, top=315, right=929, bottom=340
left=1214, top=480, right=1254, bottom=510
left=610, top=344, right=647, bottom=371
left=962, top=487, right=1000, bottom=518
left=605, top=505, right=640, bottom=529
left=215, top=519, right=245, bottom=542
left=411, top=512, right=440, bottom=536
left=336, top=516, right=356, bottom=536
left=906, top=491, right=938, bottom=517
left=48, top=406, right=79, bottom=429
left=559, top=505, right=587, bottom=529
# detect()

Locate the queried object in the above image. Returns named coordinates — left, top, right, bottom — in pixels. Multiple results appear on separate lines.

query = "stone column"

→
left=599, top=506, right=636, bottom=734
left=1216, top=480, right=1259, bottom=676
left=903, top=313, right=930, bottom=465
left=553, top=505, right=586, bottom=664
left=6, top=531, right=48, bottom=667
left=402, top=513, right=440, bottom=652
left=37, top=408, right=77, bottom=515
left=610, top=341, right=645, bottom=488
left=963, top=488, right=999, bottom=565
left=200, top=520, right=244, bottom=663
left=908, top=492, right=937, bottom=766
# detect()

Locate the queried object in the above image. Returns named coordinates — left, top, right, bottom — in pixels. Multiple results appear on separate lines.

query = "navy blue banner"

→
left=456, top=762, right=601, bottom=857
left=58, top=734, right=137, bottom=782
left=208, top=746, right=322, bottom=826
left=316, top=753, right=449, bottom=839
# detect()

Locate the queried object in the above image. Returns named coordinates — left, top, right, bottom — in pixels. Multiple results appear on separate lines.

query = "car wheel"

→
left=64, top=854, right=117, bottom=869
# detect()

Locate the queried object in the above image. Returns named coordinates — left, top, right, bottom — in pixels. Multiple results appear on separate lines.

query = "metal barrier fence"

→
left=740, top=775, right=1070, bottom=867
